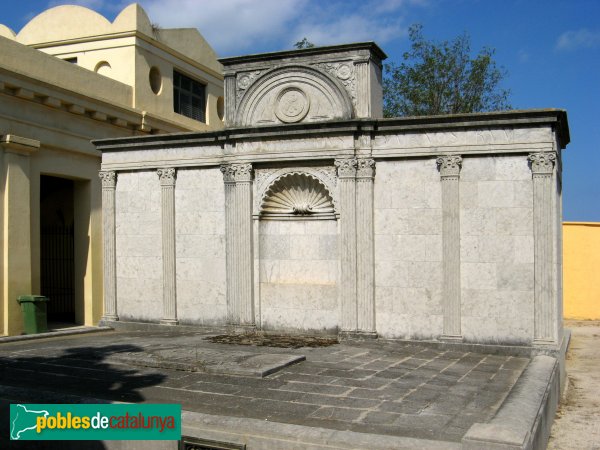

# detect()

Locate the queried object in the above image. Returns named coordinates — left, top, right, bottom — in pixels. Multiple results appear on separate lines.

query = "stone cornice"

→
left=0, top=70, right=194, bottom=136
left=219, top=42, right=387, bottom=67
left=93, top=109, right=570, bottom=153
left=0, top=134, right=40, bottom=155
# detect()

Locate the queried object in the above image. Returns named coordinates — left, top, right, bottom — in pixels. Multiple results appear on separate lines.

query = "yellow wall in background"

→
left=563, top=222, right=600, bottom=320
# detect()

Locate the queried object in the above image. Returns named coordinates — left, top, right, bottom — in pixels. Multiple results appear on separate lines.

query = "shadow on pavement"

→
left=0, top=344, right=168, bottom=449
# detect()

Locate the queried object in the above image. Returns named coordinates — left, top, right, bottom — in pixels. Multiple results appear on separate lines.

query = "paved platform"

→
left=0, top=329, right=559, bottom=449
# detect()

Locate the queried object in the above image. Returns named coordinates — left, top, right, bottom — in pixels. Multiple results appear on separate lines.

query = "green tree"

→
left=294, top=37, right=315, bottom=49
left=383, top=25, right=511, bottom=117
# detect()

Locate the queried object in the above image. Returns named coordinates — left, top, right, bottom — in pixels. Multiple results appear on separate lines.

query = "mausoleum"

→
left=95, top=43, right=570, bottom=355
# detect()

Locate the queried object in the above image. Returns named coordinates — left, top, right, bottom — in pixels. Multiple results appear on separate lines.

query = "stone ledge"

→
left=181, top=410, right=460, bottom=450
left=0, top=326, right=112, bottom=343
left=462, top=355, right=560, bottom=450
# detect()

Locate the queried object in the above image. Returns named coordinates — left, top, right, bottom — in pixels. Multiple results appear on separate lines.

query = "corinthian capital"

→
left=356, top=158, right=375, bottom=178
left=99, top=171, right=116, bottom=188
left=232, top=163, right=253, bottom=182
left=220, top=164, right=236, bottom=183
left=335, top=158, right=357, bottom=178
left=528, top=152, right=556, bottom=175
left=436, top=155, right=462, bottom=178
left=157, top=168, right=176, bottom=186
left=221, top=163, right=254, bottom=182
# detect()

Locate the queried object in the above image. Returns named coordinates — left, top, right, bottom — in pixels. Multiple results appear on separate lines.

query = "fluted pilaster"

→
left=529, top=152, right=557, bottom=344
left=158, top=168, right=178, bottom=325
left=437, top=155, right=462, bottom=340
left=353, top=59, right=369, bottom=118
left=221, top=163, right=255, bottom=331
left=99, top=171, right=118, bottom=322
left=356, top=158, right=376, bottom=335
left=224, top=73, right=237, bottom=126
left=335, top=158, right=358, bottom=333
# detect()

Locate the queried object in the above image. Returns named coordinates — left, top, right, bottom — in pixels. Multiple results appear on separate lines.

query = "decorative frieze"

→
left=99, top=171, right=118, bottom=322
left=158, top=168, right=178, bottom=325
left=437, top=155, right=462, bottom=340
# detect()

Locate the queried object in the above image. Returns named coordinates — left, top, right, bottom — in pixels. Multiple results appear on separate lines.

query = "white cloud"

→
left=137, top=0, right=421, bottom=56
left=556, top=28, right=600, bottom=51
left=293, top=14, right=404, bottom=48
left=39, top=0, right=424, bottom=55
left=140, top=0, right=307, bottom=55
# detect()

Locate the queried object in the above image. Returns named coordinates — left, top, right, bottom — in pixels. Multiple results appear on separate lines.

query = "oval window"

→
left=217, top=96, right=224, bottom=121
left=149, top=66, right=162, bottom=95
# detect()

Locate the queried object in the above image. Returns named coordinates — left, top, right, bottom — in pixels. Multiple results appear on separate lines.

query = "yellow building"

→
left=563, top=222, right=600, bottom=320
left=0, top=4, right=224, bottom=335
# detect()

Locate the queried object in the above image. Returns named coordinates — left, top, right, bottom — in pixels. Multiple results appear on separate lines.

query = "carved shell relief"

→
left=260, top=173, right=336, bottom=218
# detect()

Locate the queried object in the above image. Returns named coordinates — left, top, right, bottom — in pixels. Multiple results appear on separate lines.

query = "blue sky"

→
left=3, top=0, right=599, bottom=221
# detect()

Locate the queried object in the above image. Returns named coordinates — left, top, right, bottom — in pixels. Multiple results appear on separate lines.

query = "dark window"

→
left=173, top=70, right=206, bottom=122
left=64, top=57, right=77, bottom=64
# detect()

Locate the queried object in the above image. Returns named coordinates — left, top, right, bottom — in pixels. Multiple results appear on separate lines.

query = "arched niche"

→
left=259, top=172, right=337, bottom=220
left=235, top=65, right=353, bottom=127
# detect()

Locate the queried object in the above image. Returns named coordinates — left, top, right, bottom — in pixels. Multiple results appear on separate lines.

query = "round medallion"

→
left=238, top=75, right=251, bottom=90
left=336, top=64, right=352, bottom=80
left=275, top=87, right=310, bottom=123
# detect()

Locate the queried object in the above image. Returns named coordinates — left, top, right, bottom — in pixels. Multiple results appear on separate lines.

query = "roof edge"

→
left=219, top=42, right=387, bottom=66
left=93, top=108, right=570, bottom=151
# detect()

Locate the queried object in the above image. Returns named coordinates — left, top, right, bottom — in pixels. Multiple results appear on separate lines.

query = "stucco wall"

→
left=258, top=219, right=338, bottom=333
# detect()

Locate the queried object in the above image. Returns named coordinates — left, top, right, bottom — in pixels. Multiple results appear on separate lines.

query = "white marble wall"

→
left=115, top=171, right=162, bottom=321
left=374, top=159, right=444, bottom=339
left=258, top=220, right=338, bottom=332
left=459, top=155, right=534, bottom=344
left=175, top=168, right=227, bottom=325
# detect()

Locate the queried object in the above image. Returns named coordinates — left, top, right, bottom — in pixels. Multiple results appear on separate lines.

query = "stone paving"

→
left=0, top=330, right=530, bottom=444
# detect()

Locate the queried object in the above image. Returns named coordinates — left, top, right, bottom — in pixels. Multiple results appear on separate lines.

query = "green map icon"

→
left=10, top=404, right=49, bottom=440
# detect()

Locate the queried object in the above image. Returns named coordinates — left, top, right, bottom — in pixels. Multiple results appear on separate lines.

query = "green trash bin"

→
left=17, top=295, right=49, bottom=334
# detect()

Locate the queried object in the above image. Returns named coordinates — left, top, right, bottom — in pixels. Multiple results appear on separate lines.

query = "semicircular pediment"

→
left=235, top=65, right=353, bottom=127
